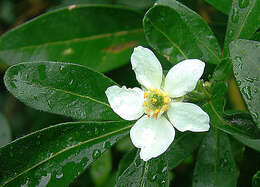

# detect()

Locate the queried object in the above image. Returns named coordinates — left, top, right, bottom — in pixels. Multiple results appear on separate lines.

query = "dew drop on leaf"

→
left=231, top=8, right=239, bottom=23
left=92, top=149, right=101, bottom=159
left=241, top=86, right=253, bottom=100
left=103, top=141, right=111, bottom=149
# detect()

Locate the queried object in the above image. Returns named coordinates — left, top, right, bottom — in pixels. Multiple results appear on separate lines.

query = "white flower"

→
left=105, top=46, right=210, bottom=161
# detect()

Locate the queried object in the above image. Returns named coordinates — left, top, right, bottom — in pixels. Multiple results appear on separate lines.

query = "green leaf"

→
left=193, top=128, right=238, bottom=187
left=0, top=120, right=132, bottom=186
left=251, top=31, right=260, bottom=41
left=224, top=0, right=260, bottom=55
left=212, top=58, right=233, bottom=81
left=90, top=150, right=112, bottom=187
left=0, top=5, right=146, bottom=72
left=165, top=131, right=204, bottom=169
left=0, top=113, right=11, bottom=147
left=229, top=39, right=260, bottom=125
left=204, top=0, right=232, bottom=15
left=253, top=171, right=260, bottom=187
left=4, top=61, right=120, bottom=121
left=116, top=149, right=169, bottom=186
left=202, top=82, right=260, bottom=151
left=143, top=0, right=222, bottom=64
left=224, top=110, right=260, bottom=152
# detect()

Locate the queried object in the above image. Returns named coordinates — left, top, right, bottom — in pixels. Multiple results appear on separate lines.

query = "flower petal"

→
left=164, top=59, right=205, bottom=97
left=130, top=115, right=175, bottom=161
left=167, top=102, right=210, bottom=132
left=131, top=46, right=163, bottom=89
left=105, top=85, right=144, bottom=120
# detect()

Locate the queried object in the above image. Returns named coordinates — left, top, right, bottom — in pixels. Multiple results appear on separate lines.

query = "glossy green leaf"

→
left=193, top=128, right=238, bottom=187
left=224, top=0, right=260, bottom=54
left=224, top=110, right=260, bottom=152
left=90, top=150, right=112, bottom=187
left=229, top=39, right=260, bottom=125
left=0, top=113, right=11, bottom=147
left=143, top=0, right=222, bottom=64
left=4, top=61, right=120, bottom=121
left=204, top=0, right=232, bottom=14
left=165, top=131, right=204, bottom=169
left=253, top=171, right=260, bottom=187
left=116, top=149, right=169, bottom=186
left=0, top=5, right=146, bottom=72
left=0, top=120, right=132, bottom=186
left=212, top=58, right=233, bottom=81
left=202, top=82, right=260, bottom=151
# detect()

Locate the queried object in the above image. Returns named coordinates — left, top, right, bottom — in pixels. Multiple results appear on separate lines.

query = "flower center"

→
left=142, top=88, right=170, bottom=119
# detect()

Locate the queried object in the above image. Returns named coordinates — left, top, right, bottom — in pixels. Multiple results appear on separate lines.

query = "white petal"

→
left=105, top=85, right=144, bottom=120
left=167, top=102, right=210, bottom=132
left=164, top=59, right=205, bottom=97
left=131, top=46, right=163, bottom=89
left=130, top=115, right=175, bottom=161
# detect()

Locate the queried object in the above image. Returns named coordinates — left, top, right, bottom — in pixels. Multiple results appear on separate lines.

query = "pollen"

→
left=164, top=96, right=170, bottom=104
left=144, top=92, right=149, bottom=98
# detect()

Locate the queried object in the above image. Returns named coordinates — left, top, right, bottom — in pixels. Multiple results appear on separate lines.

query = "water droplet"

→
left=56, top=172, right=63, bottom=179
left=69, top=79, right=73, bottom=85
left=161, top=180, right=166, bottom=184
left=232, top=8, right=239, bottom=23
left=245, top=77, right=258, bottom=83
left=103, top=141, right=111, bottom=149
left=239, top=0, right=249, bottom=8
left=236, top=80, right=241, bottom=86
left=94, top=128, right=99, bottom=136
left=234, top=56, right=243, bottom=69
left=162, top=166, right=167, bottom=173
left=254, top=89, right=258, bottom=93
left=241, top=86, right=252, bottom=100
left=92, top=149, right=101, bottom=159
left=152, top=174, right=157, bottom=181
left=10, top=81, right=17, bottom=89
left=38, top=65, right=46, bottom=80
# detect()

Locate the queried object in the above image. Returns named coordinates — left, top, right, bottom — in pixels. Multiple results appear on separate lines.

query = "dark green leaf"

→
left=0, top=5, right=146, bottom=72
left=0, top=120, right=132, bottom=186
left=212, top=58, right=233, bottom=81
left=202, top=82, right=260, bottom=151
left=165, top=131, right=204, bottom=169
left=251, top=31, right=260, bottom=41
left=253, top=171, right=260, bottom=187
left=204, top=0, right=232, bottom=14
left=4, top=61, right=120, bottom=121
left=90, top=150, right=112, bottom=187
left=229, top=39, right=260, bottom=125
left=224, top=0, right=260, bottom=55
left=116, top=149, right=169, bottom=186
left=193, top=128, right=238, bottom=187
left=143, top=0, right=222, bottom=64
left=224, top=110, right=260, bottom=152
left=0, top=113, right=11, bottom=147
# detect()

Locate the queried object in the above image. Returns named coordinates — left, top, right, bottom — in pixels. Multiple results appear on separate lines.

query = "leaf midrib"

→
left=1, top=124, right=133, bottom=186
left=9, top=78, right=111, bottom=107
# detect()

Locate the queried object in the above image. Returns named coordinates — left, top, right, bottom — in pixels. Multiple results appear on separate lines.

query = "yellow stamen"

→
left=144, top=92, right=149, bottom=98
left=155, top=88, right=160, bottom=95
left=151, top=98, right=157, bottom=104
left=164, top=96, right=170, bottom=104
left=153, top=109, right=160, bottom=118
left=162, top=105, right=168, bottom=111
left=142, top=101, right=147, bottom=107
left=145, top=107, right=150, bottom=112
